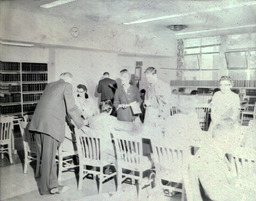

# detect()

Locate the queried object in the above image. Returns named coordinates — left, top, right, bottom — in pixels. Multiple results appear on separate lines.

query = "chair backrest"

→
left=0, top=116, right=14, bottom=143
left=170, top=106, right=178, bottom=116
left=195, top=106, right=210, bottom=131
left=112, top=131, right=143, bottom=169
left=76, top=128, right=101, bottom=163
left=18, top=121, right=37, bottom=153
left=229, top=148, right=256, bottom=178
left=152, top=141, right=190, bottom=177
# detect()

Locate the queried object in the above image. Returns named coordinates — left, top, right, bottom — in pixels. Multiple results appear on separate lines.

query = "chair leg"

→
left=58, top=151, right=63, bottom=184
left=78, top=164, right=83, bottom=190
left=24, top=153, right=28, bottom=173
left=117, top=168, right=122, bottom=192
left=98, top=167, right=103, bottom=194
left=181, top=183, right=185, bottom=201
left=8, top=145, right=13, bottom=164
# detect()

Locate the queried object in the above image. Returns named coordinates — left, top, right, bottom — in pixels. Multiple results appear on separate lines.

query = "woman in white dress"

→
left=210, top=76, right=241, bottom=132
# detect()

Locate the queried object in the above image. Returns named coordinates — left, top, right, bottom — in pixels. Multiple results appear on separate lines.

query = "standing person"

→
left=114, top=69, right=141, bottom=122
left=139, top=89, right=146, bottom=123
left=210, top=76, right=241, bottom=132
left=97, top=72, right=117, bottom=103
left=29, top=72, right=86, bottom=195
left=143, top=67, right=177, bottom=127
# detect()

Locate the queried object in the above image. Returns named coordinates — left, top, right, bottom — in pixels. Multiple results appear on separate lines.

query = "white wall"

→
left=1, top=2, right=178, bottom=101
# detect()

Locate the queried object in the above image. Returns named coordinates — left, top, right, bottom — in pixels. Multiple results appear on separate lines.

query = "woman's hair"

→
left=99, top=100, right=113, bottom=113
left=77, top=84, right=87, bottom=92
left=144, top=67, right=157, bottom=74
left=219, top=76, right=233, bottom=84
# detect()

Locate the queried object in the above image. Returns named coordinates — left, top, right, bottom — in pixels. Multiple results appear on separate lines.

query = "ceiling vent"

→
left=167, top=25, right=188, bottom=31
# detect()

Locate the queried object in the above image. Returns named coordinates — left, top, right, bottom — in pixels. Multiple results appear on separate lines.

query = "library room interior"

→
left=1, top=1, right=256, bottom=201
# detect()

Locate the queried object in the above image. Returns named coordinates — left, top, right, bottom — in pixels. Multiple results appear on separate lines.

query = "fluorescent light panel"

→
left=0, top=41, right=34, bottom=47
left=175, top=24, right=256, bottom=36
left=40, top=0, right=75, bottom=9
left=123, top=1, right=256, bottom=25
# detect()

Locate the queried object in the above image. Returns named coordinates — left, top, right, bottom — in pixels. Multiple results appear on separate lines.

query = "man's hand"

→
left=143, top=100, right=151, bottom=108
left=80, top=125, right=90, bottom=134
left=117, top=104, right=129, bottom=110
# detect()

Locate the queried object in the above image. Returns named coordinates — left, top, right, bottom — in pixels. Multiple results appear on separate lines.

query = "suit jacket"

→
left=97, top=78, right=117, bottom=101
left=114, top=85, right=141, bottom=122
left=29, top=79, right=84, bottom=142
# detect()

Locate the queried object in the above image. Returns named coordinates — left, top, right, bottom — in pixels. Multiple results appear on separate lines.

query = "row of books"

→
left=22, top=83, right=47, bottom=92
left=0, top=85, right=20, bottom=93
left=22, top=74, right=48, bottom=82
left=0, top=105, right=22, bottom=114
left=246, top=89, right=256, bottom=96
left=0, top=74, right=20, bottom=82
left=0, top=62, right=20, bottom=71
left=22, top=63, right=48, bottom=72
left=170, top=80, right=256, bottom=87
left=23, top=93, right=42, bottom=102
left=23, top=104, right=37, bottom=112
left=0, top=94, right=21, bottom=103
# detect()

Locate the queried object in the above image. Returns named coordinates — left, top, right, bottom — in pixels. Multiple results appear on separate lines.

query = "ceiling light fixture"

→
left=167, top=25, right=187, bottom=31
left=40, top=0, right=76, bottom=9
left=0, top=41, right=34, bottom=47
left=175, top=24, right=256, bottom=36
left=123, top=1, right=256, bottom=25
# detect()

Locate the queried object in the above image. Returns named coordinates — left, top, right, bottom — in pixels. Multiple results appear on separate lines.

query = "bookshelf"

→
left=0, top=61, right=48, bottom=117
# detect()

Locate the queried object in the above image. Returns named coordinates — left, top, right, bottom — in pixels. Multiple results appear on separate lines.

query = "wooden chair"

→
left=229, top=148, right=256, bottom=179
left=18, top=120, right=40, bottom=175
left=195, top=106, right=211, bottom=131
left=112, top=132, right=154, bottom=198
left=241, top=103, right=256, bottom=125
left=57, top=129, right=79, bottom=184
left=0, top=116, right=14, bottom=164
left=76, top=128, right=117, bottom=193
left=170, top=106, right=178, bottom=116
left=151, top=140, right=190, bottom=201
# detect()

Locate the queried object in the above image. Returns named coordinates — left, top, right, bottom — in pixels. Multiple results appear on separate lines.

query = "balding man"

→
left=29, top=72, right=85, bottom=195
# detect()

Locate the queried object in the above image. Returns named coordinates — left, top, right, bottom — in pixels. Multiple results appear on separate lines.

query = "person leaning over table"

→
left=114, top=69, right=141, bottom=122
left=184, top=121, right=256, bottom=201
left=29, top=72, right=87, bottom=195
left=143, top=67, right=178, bottom=128
left=209, top=76, right=241, bottom=132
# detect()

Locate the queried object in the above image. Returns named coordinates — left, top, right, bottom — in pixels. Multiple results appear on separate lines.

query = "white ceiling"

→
left=3, top=0, right=256, bottom=38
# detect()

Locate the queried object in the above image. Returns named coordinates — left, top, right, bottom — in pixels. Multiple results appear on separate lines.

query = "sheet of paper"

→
left=129, top=101, right=142, bottom=114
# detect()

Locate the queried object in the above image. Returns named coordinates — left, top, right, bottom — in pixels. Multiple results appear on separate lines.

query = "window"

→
left=226, top=51, right=247, bottom=69
left=248, top=50, right=256, bottom=69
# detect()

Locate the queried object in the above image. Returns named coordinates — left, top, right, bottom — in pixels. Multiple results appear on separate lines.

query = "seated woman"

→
left=88, top=100, right=135, bottom=164
left=210, top=76, right=241, bottom=132
left=76, top=84, right=99, bottom=124
left=163, top=95, right=203, bottom=148
left=185, top=121, right=256, bottom=201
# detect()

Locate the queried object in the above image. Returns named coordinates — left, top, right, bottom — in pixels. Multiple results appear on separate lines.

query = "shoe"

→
left=58, top=185, right=69, bottom=193
left=50, top=187, right=60, bottom=194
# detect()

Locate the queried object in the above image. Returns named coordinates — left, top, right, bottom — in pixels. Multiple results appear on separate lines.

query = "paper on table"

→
left=129, top=101, right=142, bottom=114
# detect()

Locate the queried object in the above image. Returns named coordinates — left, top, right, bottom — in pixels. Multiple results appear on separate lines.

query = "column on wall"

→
left=177, top=39, right=184, bottom=80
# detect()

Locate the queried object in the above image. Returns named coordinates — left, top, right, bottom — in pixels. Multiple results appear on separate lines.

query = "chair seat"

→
left=120, top=156, right=152, bottom=172
left=157, top=168, right=183, bottom=184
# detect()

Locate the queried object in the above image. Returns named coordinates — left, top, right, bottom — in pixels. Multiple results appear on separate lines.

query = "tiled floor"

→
left=0, top=128, right=182, bottom=201
left=0, top=162, right=182, bottom=201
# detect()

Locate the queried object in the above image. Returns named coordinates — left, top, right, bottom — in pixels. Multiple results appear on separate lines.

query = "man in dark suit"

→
left=97, top=72, right=117, bottom=103
left=29, top=72, right=85, bottom=195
